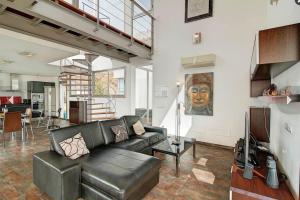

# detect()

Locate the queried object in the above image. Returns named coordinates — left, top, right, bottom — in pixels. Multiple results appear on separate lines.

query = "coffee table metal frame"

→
left=152, top=136, right=196, bottom=177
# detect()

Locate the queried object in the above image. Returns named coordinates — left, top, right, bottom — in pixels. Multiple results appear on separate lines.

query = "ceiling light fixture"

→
left=19, top=51, right=35, bottom=57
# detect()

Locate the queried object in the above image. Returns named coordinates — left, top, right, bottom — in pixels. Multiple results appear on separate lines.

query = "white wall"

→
left=270, top=65, right=300, bottom=199
left=152, top=0, right=267, bottom=146
left=266, top=1, right=300, bottom=198
left=266, top=0, right=300, bottom=28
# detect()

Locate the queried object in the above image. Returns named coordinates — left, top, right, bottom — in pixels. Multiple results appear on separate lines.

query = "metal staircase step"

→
left=89, top=107, right=111, bottom=110
left=91, top=112, right=115, bottom=115
left=91, top=116, right=116, bottom=121
left=88, top=103, right=105, bottom=106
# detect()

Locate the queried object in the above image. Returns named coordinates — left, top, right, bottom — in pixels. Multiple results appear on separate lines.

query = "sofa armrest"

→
left=144, top=126, right=167, bottom=138
left=33, top=151, right=81, bottom=200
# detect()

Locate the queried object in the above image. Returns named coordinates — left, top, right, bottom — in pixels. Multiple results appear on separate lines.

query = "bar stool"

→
left=24, top=108, right=34, bottom=138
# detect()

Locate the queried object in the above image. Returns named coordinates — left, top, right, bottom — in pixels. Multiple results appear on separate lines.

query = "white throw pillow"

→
left=59, top=133, right=90, bottom=160
left=133, top=120, right=146, bottom=135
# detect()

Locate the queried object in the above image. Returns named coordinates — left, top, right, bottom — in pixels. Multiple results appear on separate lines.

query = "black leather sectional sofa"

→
left=33, top=116, right=167, bottom=200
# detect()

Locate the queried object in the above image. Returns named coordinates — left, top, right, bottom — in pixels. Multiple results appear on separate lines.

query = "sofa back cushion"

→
left=81, top=121, right=105, bottom=149
left=122, top=115, right=141, bottom=136
left=100, top=118, right=128, bottom=145
left=49, top=121, right=105, bottom=156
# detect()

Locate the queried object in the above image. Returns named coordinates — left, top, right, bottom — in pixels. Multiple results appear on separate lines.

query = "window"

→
left=93, top=68, right=125, bottom=97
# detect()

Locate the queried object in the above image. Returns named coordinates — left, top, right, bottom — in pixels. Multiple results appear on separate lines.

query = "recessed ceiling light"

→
left=19, top=51, right=35, bottom=57
left=0, top=58, right=13, bottom=65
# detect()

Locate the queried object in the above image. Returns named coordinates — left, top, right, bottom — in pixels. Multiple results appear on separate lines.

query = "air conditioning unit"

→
left=181, top=53, right=216, bottom=68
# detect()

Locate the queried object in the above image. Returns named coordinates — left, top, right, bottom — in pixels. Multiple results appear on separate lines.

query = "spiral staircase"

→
left=58, top=53, right=116, bottom=122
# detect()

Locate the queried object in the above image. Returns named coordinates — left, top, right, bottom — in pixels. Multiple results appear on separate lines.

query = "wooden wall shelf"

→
left=251, top=60, right=299, bottom=81
left=257, top=95, right=300, bottom=105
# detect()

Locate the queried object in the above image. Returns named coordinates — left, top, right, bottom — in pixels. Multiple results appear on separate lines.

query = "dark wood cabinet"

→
left=69, top=101, right=87, bottom=124
left=250, top=23, right=300, bottom=97
left=44, top=82, right=55, bottom=87
left=259, top=24, right=300, bottom=65
left=250, top=107, right=270, bottom=143
left=32, top=81, right=44, bottom=93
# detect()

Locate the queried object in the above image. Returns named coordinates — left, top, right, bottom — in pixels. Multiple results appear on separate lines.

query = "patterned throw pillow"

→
left=133, top=120, right=145, bottom=135
left=111, top=125, right=129, bottom=143
left=59, top=133, right=90, bottom=160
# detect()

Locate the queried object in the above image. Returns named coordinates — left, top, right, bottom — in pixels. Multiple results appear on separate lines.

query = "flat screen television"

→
left=244, top=112, right=250, bottom=166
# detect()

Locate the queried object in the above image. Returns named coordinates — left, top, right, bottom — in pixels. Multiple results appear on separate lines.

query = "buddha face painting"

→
left=185, top=73, right=213, bottom=116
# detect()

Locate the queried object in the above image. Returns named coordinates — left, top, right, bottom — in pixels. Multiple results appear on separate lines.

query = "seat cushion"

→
left=135, top=132, right=165, bottom=145
left=111, top=138, right=149, bottom=152
left=81, top=148, right=161, bottom=200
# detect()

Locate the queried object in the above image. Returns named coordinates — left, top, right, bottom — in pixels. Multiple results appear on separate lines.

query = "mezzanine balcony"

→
left=0, top=0, right=154, bottom=62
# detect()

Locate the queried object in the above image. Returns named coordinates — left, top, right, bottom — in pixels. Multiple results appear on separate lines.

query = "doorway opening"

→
left=135, top=66, right=153, bottom=125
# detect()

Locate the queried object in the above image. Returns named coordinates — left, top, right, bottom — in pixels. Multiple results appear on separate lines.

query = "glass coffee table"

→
left=152, top=136, right=196, bottom=177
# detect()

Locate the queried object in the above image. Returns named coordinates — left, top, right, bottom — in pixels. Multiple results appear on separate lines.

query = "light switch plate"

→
left=193, top=32, right=201, bottom=44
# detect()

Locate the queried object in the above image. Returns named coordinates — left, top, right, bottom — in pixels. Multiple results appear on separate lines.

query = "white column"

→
left=86, top=55, right=93, bottom=122
left=129, top=65, right=136, bottom=115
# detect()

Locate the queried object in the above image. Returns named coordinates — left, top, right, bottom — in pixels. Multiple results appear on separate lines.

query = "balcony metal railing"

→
left=62, top=0, right=154, bottom=49
left=82, top=2, right=110, bottom=24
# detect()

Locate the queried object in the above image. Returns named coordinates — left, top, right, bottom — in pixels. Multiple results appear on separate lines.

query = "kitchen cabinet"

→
left=27, top=81, right=55, bottom=93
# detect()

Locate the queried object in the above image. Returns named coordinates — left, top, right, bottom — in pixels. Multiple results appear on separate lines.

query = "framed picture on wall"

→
left=185, top=0, right=213, bottom=23
left=185, top=72, right=214, bottom=116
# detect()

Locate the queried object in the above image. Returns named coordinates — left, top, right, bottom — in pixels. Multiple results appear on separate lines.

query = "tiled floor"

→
left=0, top=121, right=233, bottom=200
